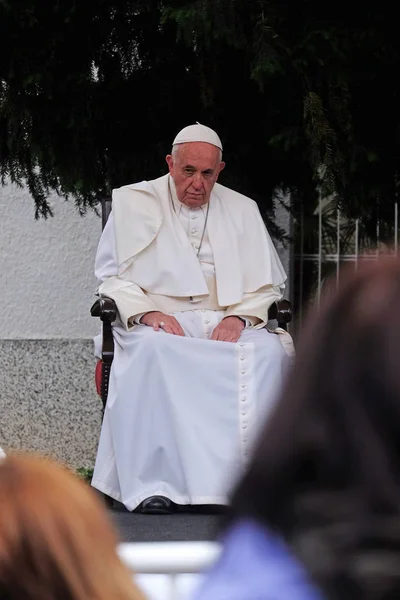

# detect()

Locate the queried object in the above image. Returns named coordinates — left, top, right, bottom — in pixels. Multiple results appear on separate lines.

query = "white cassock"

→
left=91, top=174, right=293, bottom=511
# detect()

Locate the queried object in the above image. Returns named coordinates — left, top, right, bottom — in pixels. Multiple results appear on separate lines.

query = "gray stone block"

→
left=0, top=339, right=102, bottom=470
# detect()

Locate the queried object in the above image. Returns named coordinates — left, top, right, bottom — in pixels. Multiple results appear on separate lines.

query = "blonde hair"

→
left=0, top=453, right=145, bottom=600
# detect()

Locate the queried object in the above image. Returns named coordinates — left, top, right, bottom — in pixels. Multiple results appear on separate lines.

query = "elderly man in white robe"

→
left=91, top=123, right=292, bottom=514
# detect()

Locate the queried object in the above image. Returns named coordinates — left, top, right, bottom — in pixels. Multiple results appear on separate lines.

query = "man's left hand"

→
left=210, top=316, right=245, bottom=343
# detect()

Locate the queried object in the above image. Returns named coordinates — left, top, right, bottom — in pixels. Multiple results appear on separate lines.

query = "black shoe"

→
left=137, top=495, right=176, bottom=515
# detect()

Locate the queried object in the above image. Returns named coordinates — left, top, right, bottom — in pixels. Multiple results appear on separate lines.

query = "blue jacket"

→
left=191, top=519, right=323, bottom=600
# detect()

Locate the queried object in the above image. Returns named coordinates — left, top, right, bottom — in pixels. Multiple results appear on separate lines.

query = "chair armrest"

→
left=90, top=297, right=116, bottom=373
left=269, top=299, right=292, bottom=330
left=90, top=297, right=117, bottom=323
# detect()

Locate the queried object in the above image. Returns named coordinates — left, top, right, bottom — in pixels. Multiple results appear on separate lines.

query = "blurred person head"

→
left=0, top=453, right=145, bottom=600
left=230, top=255, right=400, bottom=598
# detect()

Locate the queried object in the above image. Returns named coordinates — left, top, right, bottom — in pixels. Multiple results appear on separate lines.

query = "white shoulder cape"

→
left=111, top=174, right=286, bottom=307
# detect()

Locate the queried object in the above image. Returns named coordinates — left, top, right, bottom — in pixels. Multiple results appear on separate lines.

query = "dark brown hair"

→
left=231, top=256, right=400, bottom=598
left=0, top=453, right=145, bottom=600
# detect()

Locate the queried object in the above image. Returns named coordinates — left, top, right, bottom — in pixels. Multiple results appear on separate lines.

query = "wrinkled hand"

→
left=210, top=316, right=245, bottom=343
left=141, top=311, right=185, bottom=336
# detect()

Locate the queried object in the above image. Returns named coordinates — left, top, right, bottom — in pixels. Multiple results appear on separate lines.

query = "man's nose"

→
left=191, top=173, right=203, bottom=189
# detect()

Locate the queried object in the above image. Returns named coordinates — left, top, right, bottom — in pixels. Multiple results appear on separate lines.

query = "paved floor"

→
left=111, top=511, right=223, bottom=542
left=106, top=501, right=227, bottom=542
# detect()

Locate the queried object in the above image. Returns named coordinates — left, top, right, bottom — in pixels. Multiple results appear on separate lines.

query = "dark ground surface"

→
left=105, top=500, right=227, bottom=542
left=111, top=511, right=223, bottom=542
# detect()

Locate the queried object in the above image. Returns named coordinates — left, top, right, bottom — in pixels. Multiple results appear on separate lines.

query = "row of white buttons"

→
left=203, top=313, right=213, bottom=338
left=189, top=208, right=200, bottom=237
left=190, top=210, right=199, bottom=248
left=238, top=343, right=249, bottom=457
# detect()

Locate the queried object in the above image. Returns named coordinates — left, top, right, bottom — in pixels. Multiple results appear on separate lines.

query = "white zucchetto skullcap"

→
left=172, top=122, right=223, bottom=151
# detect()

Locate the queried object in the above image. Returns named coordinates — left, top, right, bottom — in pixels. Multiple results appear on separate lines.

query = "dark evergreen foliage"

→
left=1, top=0, right=399, bottom=231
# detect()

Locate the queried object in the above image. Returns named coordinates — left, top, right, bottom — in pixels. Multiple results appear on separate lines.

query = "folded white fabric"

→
left=267, top=327, right=295, bottom=359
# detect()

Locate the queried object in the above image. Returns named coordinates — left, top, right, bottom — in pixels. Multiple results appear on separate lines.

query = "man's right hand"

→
left=140, top=311, right=185, bottom=336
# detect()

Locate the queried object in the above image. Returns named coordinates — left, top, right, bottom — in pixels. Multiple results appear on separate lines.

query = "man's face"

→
left=166, top=142, right=225, bottom=208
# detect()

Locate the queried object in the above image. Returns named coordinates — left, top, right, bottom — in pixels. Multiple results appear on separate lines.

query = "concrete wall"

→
left=0, top=182, right=103, bottom=469
left=1, top=184, right=100, bottom=339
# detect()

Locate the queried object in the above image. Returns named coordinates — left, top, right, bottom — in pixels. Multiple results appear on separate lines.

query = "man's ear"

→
left=166, top=154, right=174, bottom=174
left=217, top=161, right=226, bottom=178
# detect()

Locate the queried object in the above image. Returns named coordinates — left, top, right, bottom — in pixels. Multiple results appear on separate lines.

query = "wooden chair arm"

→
left=90, top=297, right=116, bottom=363
left=268, top=299, right=292, bottom=330
left=90, top=297, right=117, bottom=408
left=90, top=297, right=117, bottom=323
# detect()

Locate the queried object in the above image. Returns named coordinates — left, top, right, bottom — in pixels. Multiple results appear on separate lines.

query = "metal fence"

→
left=292, top=197, right=399, bottom=332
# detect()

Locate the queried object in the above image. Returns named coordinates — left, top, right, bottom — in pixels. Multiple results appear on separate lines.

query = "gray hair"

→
left=171, top=143, right=223, bottom=162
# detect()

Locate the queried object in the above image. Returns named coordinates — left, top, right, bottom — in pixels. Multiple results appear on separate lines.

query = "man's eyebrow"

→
left=182, top=164, right=214, bottom=173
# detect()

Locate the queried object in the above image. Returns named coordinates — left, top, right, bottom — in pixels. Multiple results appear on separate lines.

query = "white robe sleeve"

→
left=224, top=284, right=283, bottom=328
left=95, top=214, right=159, bottom=330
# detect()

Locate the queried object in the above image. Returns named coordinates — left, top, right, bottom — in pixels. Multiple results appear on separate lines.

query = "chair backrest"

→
left=102, top=197, right=112, bottom=230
